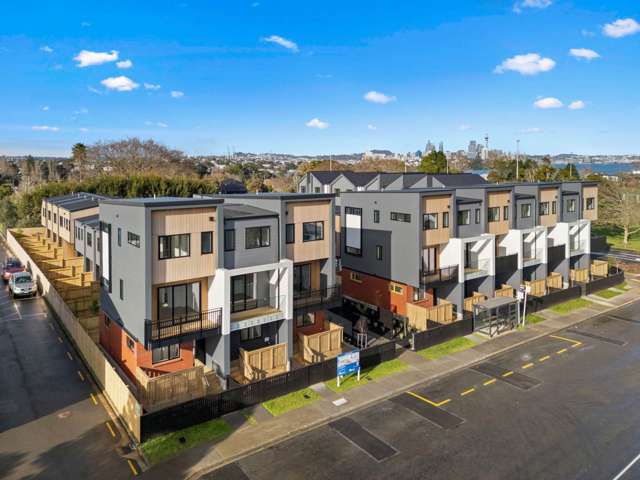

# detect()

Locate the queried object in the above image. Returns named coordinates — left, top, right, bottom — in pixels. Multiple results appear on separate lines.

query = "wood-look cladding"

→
left=422, top=195, right=451, bottom=247
left=152, top=207, right=217, bottom=284
left=487, top=191, right=510, bottom=235
left=285, top=201, right=331, bottom=262
left=582, top=185, right=598, bottom=221
left=151, top=277, right=209, bottom=322
left=539, top=188, right=559, bottom=227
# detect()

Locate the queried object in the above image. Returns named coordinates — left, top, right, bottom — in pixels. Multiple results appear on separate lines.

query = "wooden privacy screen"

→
left=298, top=321, right=343, bottom=363
left=239, top=343, right=288, bottom=382
left=407, top=300, right=454, bottom=331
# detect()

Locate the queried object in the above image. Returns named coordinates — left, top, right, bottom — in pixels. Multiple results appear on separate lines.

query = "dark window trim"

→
left=423, top=212, right=438, bottom=230
left=475, top=208, right=481, bottom=224
left=302, top=221, right=324, bottom=242
left=503, top=206, right=509, bottom=221
left=245, top=226, right=271, bottom=249
left=158, top=233, right=191, bottom=260
left=442, top=211, right=450, bottom=228
left=373, top=210, right=380, bottom=223
left=152, top=343, right=180, bottom=364
left=224, top=229, right=235, bottom=251
left=285, top=223, right=295, bottom=244
left=390, top=211, right=411, bottom=223
left=376, top=245, right=383, bottom=261
left=487, top=207, right=500, bottom=223
left=201, top=231, right=214, bottom=254
left=458, top=210, right=470, bottom=226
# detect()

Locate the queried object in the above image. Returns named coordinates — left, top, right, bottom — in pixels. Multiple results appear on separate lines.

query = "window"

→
left=376, top=245, right=383, bottom=261
left=350, top=271, right=362, bottom=283
left=520, top=203, right=532, bottom=218
left=488, top=207, right=500, bottom=223
left=390, top=212, right=411, bottom=222
left=303, top=221, right=324, bottom=242
left=158, top=282, right=201, bottom=322
left=48, top=211, right=51, bottom=220
left=458, top=210, right=470, bottom=225
left=126, top=337, right=134, bottom=351
left=539, top=202, right=549, bottom=216
left=240, top=325, right=262, bottom=341
left=373, top=210, right=380, bottom=223
left=224, top=229, right=235, bottom=251
left=314, top=187, right=321, bottom=193
left=53, top=213, right=57, bottom=223
left=86, top=232, right=92, bottom=247
left=389, top=283, right=404, bottom=295
left=152, top=343, right=180, bottom=364
left=119, top=279, right=124, bottom=300
left=552, top=201, right=557, bottom=215
left=159, top=234, right=190, bottom=259
left=285, top=223, right=295, bottom=244
left=503, top=206, right=509, bottom=221
left=300, top=186, right=306, bottom=193
left=442, top=211, right=449, bottom=228
left=585, top=197, right=595, bottom=210
left=117, top=228, right=122, bottom=247
left=345, top=206, right=362, bottom=256
left=475, top=208, right=481, bottom=224
left=245, top=226, right=270, bottom=249
left=423, top=213, right=438, bottom=230
left=567, top=198, right=576, bottom=213
left=334, top=188, right=341, bottom=196
left=128, top=232, right=141, bottom=248
left=296, top=313, right=315, bottom=328
left=293, top=263, right=311, bottom=296
left=201, top=231, right=213, bottom=254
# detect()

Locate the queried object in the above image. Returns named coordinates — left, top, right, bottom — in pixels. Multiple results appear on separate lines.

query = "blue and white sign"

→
left=337, top=350, right=360, bottom=377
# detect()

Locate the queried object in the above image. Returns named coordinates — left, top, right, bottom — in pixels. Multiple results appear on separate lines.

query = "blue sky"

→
left=1, top=0, right=639, bottom=156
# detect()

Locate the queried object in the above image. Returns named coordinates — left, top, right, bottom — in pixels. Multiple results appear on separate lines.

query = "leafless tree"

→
left=599, top=175, right=640, bottom=245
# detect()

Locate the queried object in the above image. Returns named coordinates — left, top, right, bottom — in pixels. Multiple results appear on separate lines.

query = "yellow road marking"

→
left=77, top=370, right=85, bottom=381
left=550, top=334, right=583, bottom=348
left=483, top=378, right=497, bottom=386
left=502, top=371, right=514, bottom=378
left=105, top=421, right=116, bottom=438
left=90, top=393, right=98, bottom=405
left=556, top=348, right=568, bottom=354
left=66, top=351, right=73, bottom=361
left=460, top=388, right=475, bottom=396
left=522, top=362, right=534, bottom=369
left=127, top=459, right=139, bottom=476
left=407, top=391, right=451, bottom=407
left=539, top=355, right=551, bottom=362
left=57, top=336, right=63, bottom=343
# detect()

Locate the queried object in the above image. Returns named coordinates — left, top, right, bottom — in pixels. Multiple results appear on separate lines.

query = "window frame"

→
left=567, top=198, right=576, bottom=213
left=539, top=201, right=549, bottom=216
left=458, top=210, right=470, bottom=226
left=245, top=226, right=271, bottom=249
left=376, top=245, right=383, bottom=261
left=475, top=208, right=481, bottom=224
left=302, top=221, right=324, bottom=242
left=117, top=227, right=122, bottom=247
left=158, top=233, right=191, bottom=260
left=503, top=206, right=509, bottom=221
left=152, top=343, right=180, bottom=364
left=442, top=211, right=450, bottom=228
left=295, top=313, right=315, bottom=328
left=119, top=279, right=124, bottom=301
left=373, top=209, right=380, bottom=223
left=585, top=197, right=595, bottom=210
left=349, top=271, right=362, bottom=283
left=552, top=201, right=557, bottom=215
left=201, top=231, right=213, bottom=254
left=487, top=207, right=500, bottom=223
left=520, top=203, right=532, bottom=218
left=285, top=223, right=295, bottom=244
left=127, top=231, right=141, bottom=248
left=240, top=325, right=262, bottom=341
left=224, top=229, right=235, bottom=251
left=390, top=212, right=411, bottom=223
left=423, top=213, right=438, bottom=230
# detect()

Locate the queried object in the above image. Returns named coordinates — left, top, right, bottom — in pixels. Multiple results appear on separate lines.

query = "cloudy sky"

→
left=1, top=0, right=639, bottom=156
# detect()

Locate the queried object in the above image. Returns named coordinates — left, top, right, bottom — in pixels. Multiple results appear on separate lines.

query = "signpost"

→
left=336, top=350, right=360, bottom=388
left=517, top=285, right=529, bottom=327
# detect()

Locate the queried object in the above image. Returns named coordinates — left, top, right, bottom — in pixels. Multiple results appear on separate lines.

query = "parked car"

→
left=2, top=257, right=24, bottom=283
left=8, top=271, right=37, bottom=298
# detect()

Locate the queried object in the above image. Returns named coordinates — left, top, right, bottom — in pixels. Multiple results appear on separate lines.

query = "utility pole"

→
left=516, top=139, right=520, bottom=182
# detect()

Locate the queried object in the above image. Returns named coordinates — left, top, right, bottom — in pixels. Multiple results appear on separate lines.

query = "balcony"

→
left=145, top=308, right=222, bottom=348
left=464, top=258, right=490, bottom=280
left=230, top=294, right=286, bottom=331
left=522, top=244, right=544, bottom=267
left=570, top=238, right=587, bottom=256
left=293, top=286, right=342, bottom=313
left=421, top=265, right=458, bottom=287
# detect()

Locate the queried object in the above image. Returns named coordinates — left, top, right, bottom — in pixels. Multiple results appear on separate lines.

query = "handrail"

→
left=421, top=265, right=458, bottom=285
left=145, top=307, right=223, bottom=344
left=231, top=294, right=286, bottom=314
left=293, top=286, right=342, bottom=309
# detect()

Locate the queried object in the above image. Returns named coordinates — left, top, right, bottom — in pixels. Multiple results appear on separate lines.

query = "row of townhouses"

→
left=39, top=172, right=598, bottom=392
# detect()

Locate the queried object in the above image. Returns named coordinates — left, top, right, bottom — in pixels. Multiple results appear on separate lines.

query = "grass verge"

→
left=141, top=418, right=231, bottom=465
left=417, top=337, right=475, bottom=361
left=549, top=298, right=593, bottom=314
left=525, top=313, right=545, bottom=324
left=262, top=388, right=320, bottom=416
left=592, top=225, right=640, bottom=252
left=325, top=358, right=408, bottom=393
left=595, top=288, right=623, bottom=299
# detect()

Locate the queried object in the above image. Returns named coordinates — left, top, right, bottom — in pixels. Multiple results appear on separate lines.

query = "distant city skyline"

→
left=1, top=1, right=639, bottom=156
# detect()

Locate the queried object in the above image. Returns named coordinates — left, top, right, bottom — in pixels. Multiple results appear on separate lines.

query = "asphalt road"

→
left=201, top=299, right=640, bottom=480
left=0, top=245, right=134, bottom=479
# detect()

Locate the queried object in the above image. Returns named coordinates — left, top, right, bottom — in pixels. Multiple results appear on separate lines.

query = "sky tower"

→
left=483, top=134, right=489, bottom=161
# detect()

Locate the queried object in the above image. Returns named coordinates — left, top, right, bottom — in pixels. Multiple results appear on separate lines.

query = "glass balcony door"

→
left=293, top=263, right=312, bottom=297
left=231, top=274, right=256, bottom=313
left=158, top=282, right=201, bottom=323
left=423, top=247, right=438, bottom=274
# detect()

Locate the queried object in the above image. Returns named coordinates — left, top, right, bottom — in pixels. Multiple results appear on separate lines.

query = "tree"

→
left=246, top=175, right=269, bottom=193
left=55, top=162, right=68, bottom=180
left=599, top=175, right=640, bottom=245
left=0, top=183, right=12, bottom=199
left=418, top=151, right=447, bottom=173
left=39, top=161, right=50, bottom=182
left=71, top=143, right=87, bottom=179
left=556, top=163, right=580, bottom=181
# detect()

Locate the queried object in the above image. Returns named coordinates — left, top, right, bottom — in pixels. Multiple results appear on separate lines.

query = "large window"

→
left=458, top=210, right=470, bottom=225
left=128, top=232, right=140, bottom=248
left=303, top=221, right=324, bottom=242
left=539, top=202, right=549, bottom=216
left=285, top=223, right=295, bottom=244
left=567, top=198, right=576, bottom=213
left=423, top=213, right=438, bottom=230
left=520, top=203, right=532, bottom=218
left=294, top=263, right=311, bottom=296
left=296, top=313, right=315, bottom=328
left=224, top=229, right=235, bottom=251
left=240, top=326, right=262, bottom=341
left=152, top=343, right=180, bottom=364
left=157, top=282, right=201, bottom=322
left=245, top=226, right=270, bottom=249
left=345, top=206, right=362, bottom=256
left=488, top=207, right=500, bottom=223
left=390, top=212, right=411, bottom=223
left=159, top=234, right=190, bottom=259
left=585, top=197, right=595, bottom=210
left=231, top=274, right=256, bottom=312
left=201, top=231, right=213, bottom=254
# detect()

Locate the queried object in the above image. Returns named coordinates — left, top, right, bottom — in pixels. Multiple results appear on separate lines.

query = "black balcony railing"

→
left=421, top=265, right=458, bottom=286
left=145, top=307, right=222, bottom=347
left=231, top=295, right=285, bottom=314
left=495, top=253, right=517, bottom=272
left=294, top=286, right=342, bottom=311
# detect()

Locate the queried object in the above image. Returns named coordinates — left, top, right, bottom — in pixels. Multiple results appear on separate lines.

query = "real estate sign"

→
left=337, top=350, right=360, bottom=377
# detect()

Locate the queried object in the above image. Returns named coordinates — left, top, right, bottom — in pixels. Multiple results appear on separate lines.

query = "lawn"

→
left=325, top=358, right=408, bottom=393
left=141, top=418, right=231, bottom=465
left=592, top=225, right=640, bottom=252
left=525, top=313, right=546, bottom=324
left=549, top=298, right=593, bottom=314
left=417, top=337, right=475, bottom=361
left=595, top=288, right=623, bottom=299
left=262, top=388, right=320, bottom=416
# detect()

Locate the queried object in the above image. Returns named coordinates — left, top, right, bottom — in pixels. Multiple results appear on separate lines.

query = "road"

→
left=200, top=299, right=640, bottom=480
left=0, top=245, right=135, bottom=479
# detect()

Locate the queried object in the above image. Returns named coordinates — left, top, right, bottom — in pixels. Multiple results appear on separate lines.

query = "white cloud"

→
left=521, top=127, right=543, bottom=134
left=40, top=45, right=53, bottom=53
left=100, top=76, right=139, bottom=92
left=513, top=0, right=552, bottom=13
left=42, top=106, right=50, bottom=111
left=568, top=100, right=586, bottom=110
left=569, top=48, right=600, bottom=60
left=262, top=35, right=299, bottom=52
left=144, top=83, right=161, bottom=90
left=32, top=125, right=59, bottom=132
left=116, top=59, right=133, bottom=69
left=74, top=49, right=119, bottom=67
left=364, top=90, right=397, bottom=104
left=305, top=118, right=329, bottom=129
left=170, top=90, right=184, bottom=98
left=79, top=127, right=89, bottom=132
left=367, top=124, right=377, bottom=131
left=494, top=53, right=556, bottom=75
left=458, top=124, right=472, bottom=131
left=603, top=18, right=640, bottom=38
left=88, top=86, right=104, bottom=95
left=534, top=97, right=563, bottom=109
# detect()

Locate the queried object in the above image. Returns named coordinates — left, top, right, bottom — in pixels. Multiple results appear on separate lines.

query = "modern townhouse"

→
left=73, top=214, right=101, bottom=277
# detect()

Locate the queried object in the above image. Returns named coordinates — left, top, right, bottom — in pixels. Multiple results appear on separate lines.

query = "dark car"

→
left=2, top=257, right=24, bottom=283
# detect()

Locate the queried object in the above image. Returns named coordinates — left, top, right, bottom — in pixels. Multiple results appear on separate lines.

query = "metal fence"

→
left=410, top=317, right=474, bottom=352
left=140, top=341, right=397, bottom=442
left=590, top=235, right=610, bottom=255
left=585, top=270, right=624, bottom=295
left=525, top=285, right=582, bottom=313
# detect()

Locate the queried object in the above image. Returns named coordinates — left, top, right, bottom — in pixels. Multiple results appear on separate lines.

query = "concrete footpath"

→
left=143, top=276, right=640, bottom=480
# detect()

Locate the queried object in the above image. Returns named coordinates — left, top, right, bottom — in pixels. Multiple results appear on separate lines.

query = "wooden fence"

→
left=524, top=278, right=546, bottom=297
left=7, top=229, right=142, bottom=442
left=298, top=321, right=343, bottom=363
left=547, top=272, right=563, bottom=290
left=464, top=292, right=486, bottom=312
left=590, top=260, right=608, bottom=278
left=136, top=365, right=206, bottom=412
left=494, top=285, right=514, bottom=298
left=570, top=267, right=589, bottom=284
left=239, top=343, right=288, bottom=382
left=407, top=300, right=454, bottom=331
